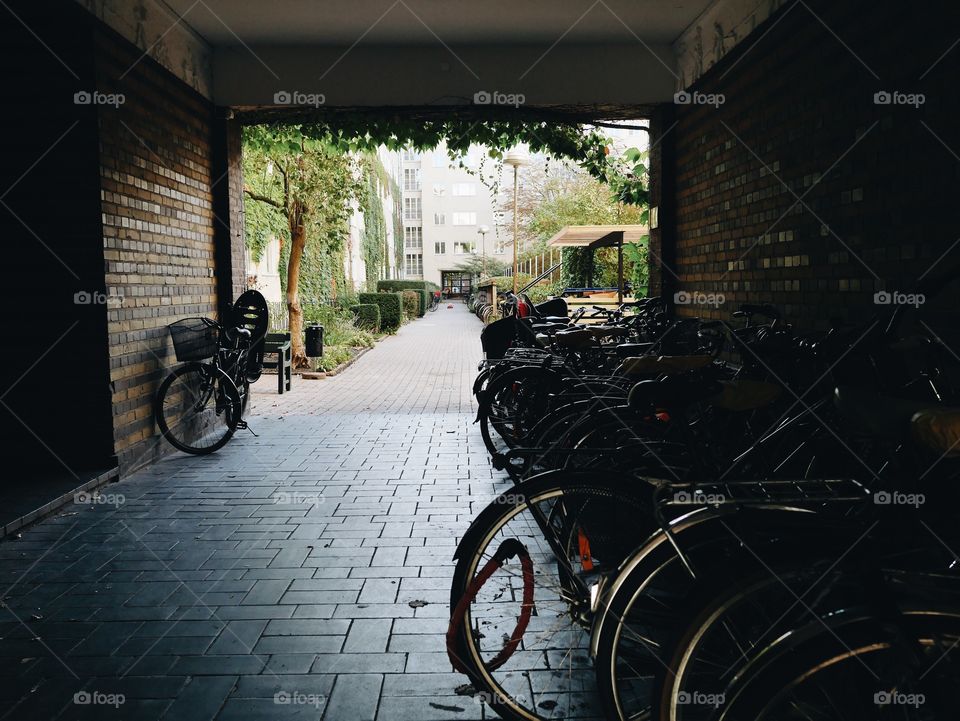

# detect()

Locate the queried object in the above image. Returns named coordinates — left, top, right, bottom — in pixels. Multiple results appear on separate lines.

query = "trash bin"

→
left=305, top=324, right=324, bottom=357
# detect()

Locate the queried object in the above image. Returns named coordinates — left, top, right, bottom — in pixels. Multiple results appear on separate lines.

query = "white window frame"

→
left=404, top=197, right=421, bottom=221
left=451, top=182, right=476, bottom=196
left=404, top=226, right=422, bottom=249
left=434, top=241, right=446, bottom=254
left=452, top=212, right=477, bottom=226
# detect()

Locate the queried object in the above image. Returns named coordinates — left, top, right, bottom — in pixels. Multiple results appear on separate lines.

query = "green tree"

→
left=243, top=125, right=362, bottom=366
left=506, top=162, right=648, bottom=289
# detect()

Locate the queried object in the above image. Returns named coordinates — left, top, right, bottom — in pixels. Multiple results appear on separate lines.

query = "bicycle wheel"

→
left=480, top=367, right=564, bottom=454
left=718, top=609, right=960, bottom=720
left=593, top=507, right=839, bottom=721
left=448, top=471, right=654, bottom=721
left=154, top=362, right=242, bottom=454
left=658, top=563, right=852, bottom=721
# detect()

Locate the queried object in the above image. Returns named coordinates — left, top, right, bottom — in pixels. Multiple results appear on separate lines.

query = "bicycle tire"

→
left=154, top=362, right=241, bottom=455
left=718, top=609, right=960, bottom=720
left=448, top=471, right=653, bottom=721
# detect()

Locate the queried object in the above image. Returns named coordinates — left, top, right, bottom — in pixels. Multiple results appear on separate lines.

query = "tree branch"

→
left=243, top=186, right=283, bottom=208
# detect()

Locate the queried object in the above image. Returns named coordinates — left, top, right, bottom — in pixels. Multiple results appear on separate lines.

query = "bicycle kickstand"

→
left=236, top=420, right=259, bottom=437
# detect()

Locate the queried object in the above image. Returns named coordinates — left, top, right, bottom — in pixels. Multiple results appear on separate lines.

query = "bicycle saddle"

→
left=554, top=328, right=594, bottom=349
left=586, top=325, right=630, bottom=339
left=620, top=355, right=713, bottom=376
left=224, top=326, right=252, bottom=342
left=711, top=379, right=782, bottom=411
left=615, top=342, right=655, bottom=359
left=529, top=322, right=569, bottom=334
left=627, top=374, right=724, bottom=411
left=911, top=408, right=960, bottom=457
left=834, top=386, right=934, bottom=439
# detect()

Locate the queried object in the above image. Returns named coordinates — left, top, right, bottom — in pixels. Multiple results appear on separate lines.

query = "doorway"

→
left=442, top=271, right=473, bottom=298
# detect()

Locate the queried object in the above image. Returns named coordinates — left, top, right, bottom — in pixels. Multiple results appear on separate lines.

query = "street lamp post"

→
left=503, top=148, right=529, bottom=295
left=478, top=224, right=490, bottom=278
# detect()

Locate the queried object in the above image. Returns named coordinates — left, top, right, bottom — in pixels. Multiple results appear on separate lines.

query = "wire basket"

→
left=168, top=318, right=219, bottom=362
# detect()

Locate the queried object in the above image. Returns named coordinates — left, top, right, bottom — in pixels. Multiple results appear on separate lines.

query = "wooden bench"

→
left=263, top=332, right=292, bottom=394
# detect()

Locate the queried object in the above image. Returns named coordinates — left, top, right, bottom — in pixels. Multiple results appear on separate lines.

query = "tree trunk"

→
left=287, top=201, right=309, bottom=368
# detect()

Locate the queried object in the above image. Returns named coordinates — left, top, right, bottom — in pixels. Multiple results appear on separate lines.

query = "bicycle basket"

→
left=168, top=318, right=219, bottom=362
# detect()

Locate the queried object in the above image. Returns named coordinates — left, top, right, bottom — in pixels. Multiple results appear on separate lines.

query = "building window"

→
left=404, top=197, right=421, bottom=221
left=434, top=241, right=446, bottom=254
left=404, top=168, right=421, bottom=191
left=454, top=241, right=475, bottom=254
left=404, top=226, right=422, bottom=249
left=402, top=149, right=419, bottom=162
left=434, top=212, right=445, bottom=225
left=451, top=182, right=476, bottom=196
left=404, top=253, right=423, bottom=276
left=452, top=212, right=477, bottom=226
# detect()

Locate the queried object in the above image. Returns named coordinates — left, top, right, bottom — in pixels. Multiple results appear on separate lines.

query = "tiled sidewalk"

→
left=0, top=303, right=510, bottom=720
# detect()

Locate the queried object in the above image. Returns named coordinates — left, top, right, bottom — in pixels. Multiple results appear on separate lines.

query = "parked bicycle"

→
left=154, top=290, right=268, bottom=455
left=449, top=270, right=960, bottom=721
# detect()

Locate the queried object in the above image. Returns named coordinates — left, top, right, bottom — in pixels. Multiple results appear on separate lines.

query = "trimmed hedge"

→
left=401, top=290, right=420, bottom=319
left=358, top=292, right=403, bottom=332
left=414, top=289, right=429, bottom=317
left=350, top=303, right=381, bottom=332
left=376, top=281, right=436, bottom=316
left=376, top=280, right=426, bottom=292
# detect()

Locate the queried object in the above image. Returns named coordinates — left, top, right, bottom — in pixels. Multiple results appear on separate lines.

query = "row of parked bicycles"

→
left=446, top=281, right=960, bottom=720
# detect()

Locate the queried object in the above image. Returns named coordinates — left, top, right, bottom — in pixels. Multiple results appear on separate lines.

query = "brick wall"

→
left=93, top=26, right=243, bottom=471
left=659, top=0, right=960, bottom=328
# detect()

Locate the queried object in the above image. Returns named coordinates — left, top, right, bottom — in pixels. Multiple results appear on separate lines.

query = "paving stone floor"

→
left=0, top=303, right=511, bottom=720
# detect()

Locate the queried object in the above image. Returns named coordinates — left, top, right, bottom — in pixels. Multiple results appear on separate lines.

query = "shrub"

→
left=375, top=281, right=435, bottom=315
left=415, top=289, right=430, bottom=317
left=358, top=292, right=403, bottom=332
left=314, top=345, right=353, bottom=372
left=377, top=280, right=425, bottom=293
left=350, top=303, right=381, bottom=332
left=302, top=303, right=376, bottom=348
left=401, top=290, right=420, bottom=319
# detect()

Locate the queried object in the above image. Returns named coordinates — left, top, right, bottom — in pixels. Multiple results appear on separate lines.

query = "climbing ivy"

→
left=359, top=156, right=386, bottom=288
left=278, top=114, right=649, bottom=209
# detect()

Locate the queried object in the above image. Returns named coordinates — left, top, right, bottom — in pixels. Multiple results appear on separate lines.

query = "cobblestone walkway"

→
left=0, top=303, right=509, bottom=720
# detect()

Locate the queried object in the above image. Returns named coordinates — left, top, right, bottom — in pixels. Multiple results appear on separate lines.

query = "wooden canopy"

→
left=546, top=224, right=648, bottom=248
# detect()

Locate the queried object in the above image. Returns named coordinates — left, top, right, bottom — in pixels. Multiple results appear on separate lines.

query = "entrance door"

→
left=442, top=271, right=473, bottom=298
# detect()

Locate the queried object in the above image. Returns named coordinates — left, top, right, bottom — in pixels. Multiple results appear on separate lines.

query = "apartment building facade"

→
left=397, top=143, right=500, bottom=295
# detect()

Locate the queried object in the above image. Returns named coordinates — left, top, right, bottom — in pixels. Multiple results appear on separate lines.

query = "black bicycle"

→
left=154, top=291, right=268, bottom=455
